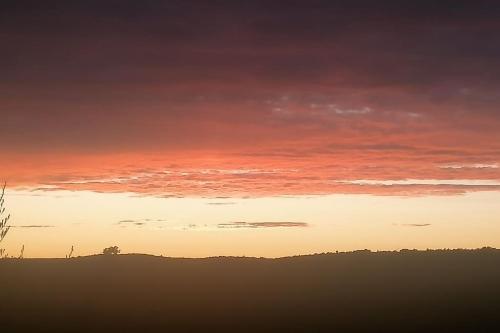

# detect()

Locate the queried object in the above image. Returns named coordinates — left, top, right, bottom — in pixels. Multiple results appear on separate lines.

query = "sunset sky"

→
left=1, top=1, right=500, bottom=257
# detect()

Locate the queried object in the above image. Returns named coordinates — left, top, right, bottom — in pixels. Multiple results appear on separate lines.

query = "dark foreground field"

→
left=1, top=249, right=500, bottom=332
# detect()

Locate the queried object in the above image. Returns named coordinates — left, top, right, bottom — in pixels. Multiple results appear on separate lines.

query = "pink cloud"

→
left=2, top=2, right=500, bottom=198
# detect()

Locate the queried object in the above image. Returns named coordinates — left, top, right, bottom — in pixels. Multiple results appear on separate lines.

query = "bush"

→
left=102, top=246, right=120, bottom=255
left=0, top=182, right=11, bottom=258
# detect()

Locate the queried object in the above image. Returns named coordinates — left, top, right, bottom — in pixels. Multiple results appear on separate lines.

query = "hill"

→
left=1, top=249, right=499, bottom=332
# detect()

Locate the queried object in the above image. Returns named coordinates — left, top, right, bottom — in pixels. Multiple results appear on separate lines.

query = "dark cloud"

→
left=12, top=225, right=55, bottom=228
left=116, top=219, right=167, bottom=227
left=2, top=1, right=500, bottom=152
left=218, top=222, right=309, bottom=229
left=395, top=223, right=432, bottom=227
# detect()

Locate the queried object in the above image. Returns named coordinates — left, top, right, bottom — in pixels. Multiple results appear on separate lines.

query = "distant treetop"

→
left=102, top=246, right=121, bottom=255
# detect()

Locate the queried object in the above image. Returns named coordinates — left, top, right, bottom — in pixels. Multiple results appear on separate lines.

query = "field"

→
left=1, top=249, right=499, bottom=332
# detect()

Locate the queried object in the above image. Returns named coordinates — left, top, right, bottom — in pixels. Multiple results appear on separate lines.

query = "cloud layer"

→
left=2, top=1, right=500, bottom=197
left=217, top=222, right=309, bottom=229
left=11, top=225, right=55, bottom=228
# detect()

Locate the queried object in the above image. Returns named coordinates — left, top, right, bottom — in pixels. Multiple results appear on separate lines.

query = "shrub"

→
left=103, top=246, right=120, bottom=255
left=66, top=245, right=74, bottom=258
left=0, top=182, right=11, bottom=258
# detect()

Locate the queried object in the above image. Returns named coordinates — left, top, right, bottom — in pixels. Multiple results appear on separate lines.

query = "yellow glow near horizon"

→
left=2, top=189, right=500, bottom=258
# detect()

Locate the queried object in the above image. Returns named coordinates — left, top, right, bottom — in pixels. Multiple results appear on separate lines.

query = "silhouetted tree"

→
left=0, top=182, right=11, bottom=258
left=103, top=246, right=120, bottom=255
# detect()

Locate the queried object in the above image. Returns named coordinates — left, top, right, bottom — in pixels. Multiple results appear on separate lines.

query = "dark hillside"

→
left=1, top=249, right=499, bottom=332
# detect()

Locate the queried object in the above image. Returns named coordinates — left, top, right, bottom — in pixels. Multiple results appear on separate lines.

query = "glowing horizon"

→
left=3, top=188, right=500, bottom=258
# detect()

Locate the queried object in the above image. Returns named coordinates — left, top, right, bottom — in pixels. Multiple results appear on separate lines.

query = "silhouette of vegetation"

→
left=0, top=182, right=11, bottom=258
left=66, top=245, right=74, bottom=258
left=102, top=246, right=120, bottom=255
left=18, top=245, right=24, bottom=259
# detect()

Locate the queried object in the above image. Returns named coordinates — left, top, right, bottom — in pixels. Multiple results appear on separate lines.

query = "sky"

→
left=1, top=1, right=500, bottom=257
